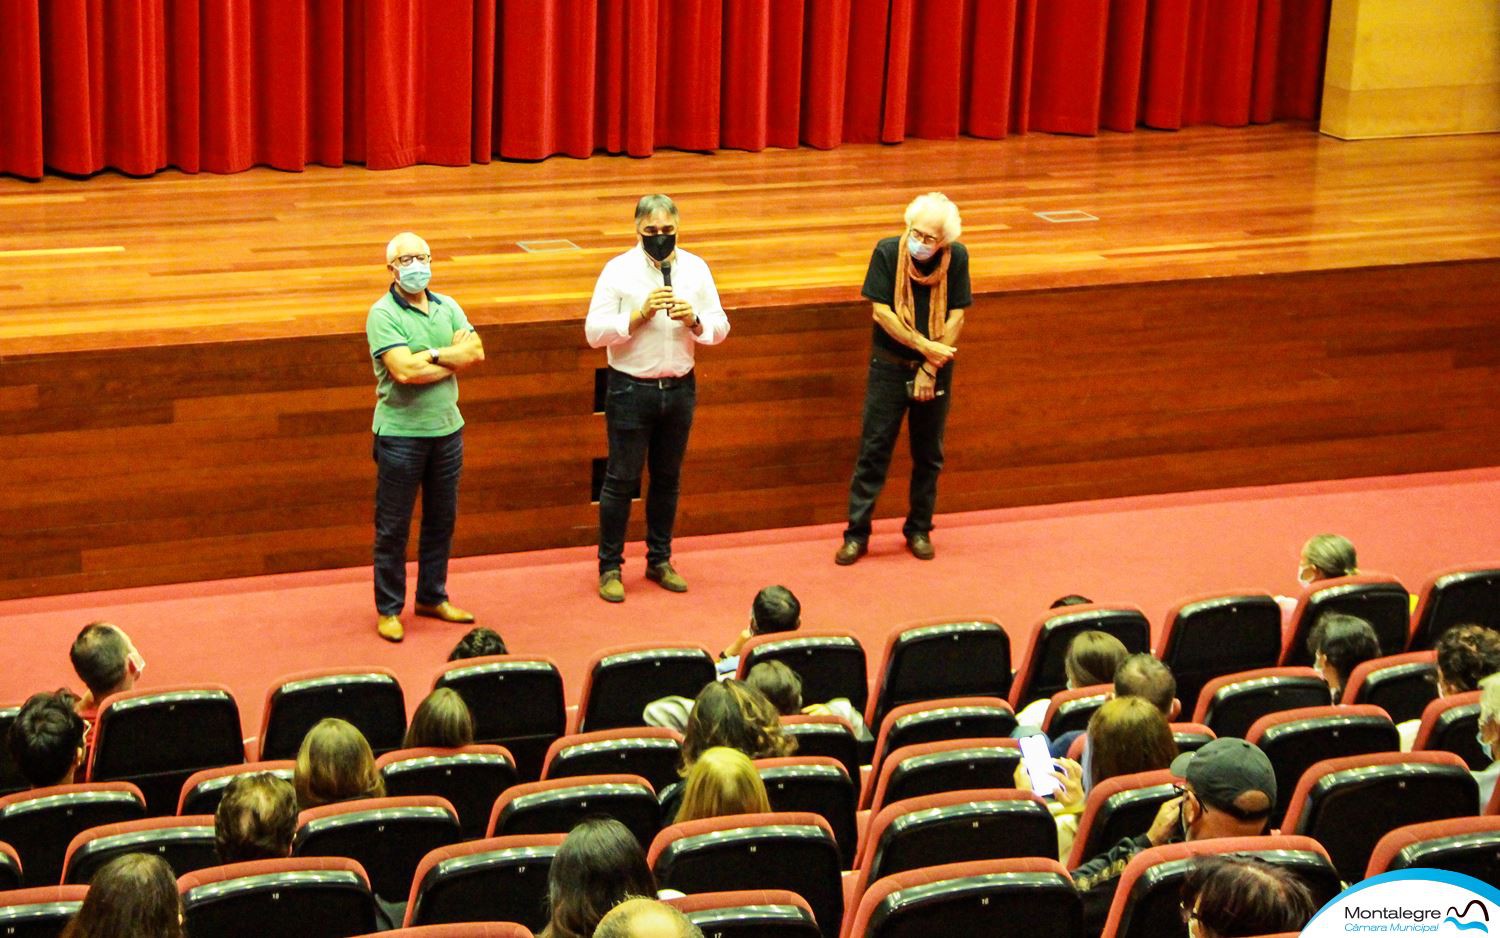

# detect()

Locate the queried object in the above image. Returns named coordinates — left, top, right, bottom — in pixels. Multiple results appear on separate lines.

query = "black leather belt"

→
left=612, top=367, right=694, bottom=388
left=871, top=347, right=923, bottom=370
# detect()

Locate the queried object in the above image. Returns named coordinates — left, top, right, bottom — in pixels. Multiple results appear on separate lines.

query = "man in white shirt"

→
left=585, top=195, right=730, bottom=603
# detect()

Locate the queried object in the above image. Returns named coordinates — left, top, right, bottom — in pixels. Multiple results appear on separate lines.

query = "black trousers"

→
left=598, top=368, right=696, bottom=573
left=844, top=357, right=953, bottom=542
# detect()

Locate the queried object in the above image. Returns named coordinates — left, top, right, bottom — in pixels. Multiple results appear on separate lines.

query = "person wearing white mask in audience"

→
left=1473, top=673, right=1500, bottom=811
left=1274, top=533, right=1359, bottom=617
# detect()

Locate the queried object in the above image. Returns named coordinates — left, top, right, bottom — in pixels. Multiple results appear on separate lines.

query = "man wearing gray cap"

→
left=1071, top=738, right=1278, bottom=934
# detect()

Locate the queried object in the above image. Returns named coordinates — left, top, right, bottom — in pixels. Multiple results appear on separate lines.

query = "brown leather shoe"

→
left=415, top=601, right=476, bottom=623
left=599, top=570, right=625, bottom=603
left=834, top=539, right=867, bottom=566
left=906, top=533, right=935, bottom=560
left=377, top=615, right=405, bottom=643
left=646, top=562, right=688, bottom=593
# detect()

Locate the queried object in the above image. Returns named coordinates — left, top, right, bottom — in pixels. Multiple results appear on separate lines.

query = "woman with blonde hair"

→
left=403, top=687, right=475, bottom=749
left=294, top=717, right=385, bottom=810
left=677, top=746, right=772, bottom=823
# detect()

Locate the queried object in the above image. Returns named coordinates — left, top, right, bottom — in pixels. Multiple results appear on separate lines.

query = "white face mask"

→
left=1297, top=563, right=1315, bottom=587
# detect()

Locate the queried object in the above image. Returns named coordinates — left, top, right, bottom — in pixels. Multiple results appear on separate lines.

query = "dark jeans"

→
left=844, top=357, right=953, bottom=542
left=373, top=429, right=463, bottom=615
left=598, top=369, right=696, bottom=573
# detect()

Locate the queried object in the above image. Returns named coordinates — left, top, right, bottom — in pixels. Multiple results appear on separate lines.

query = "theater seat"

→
left=487, top=774, right=658, bottom=848
left=781, top=714, right=863, bottom=794
left=542, top=727, right=682, bottom=792
left=1282, top=574, right=1412, bottom=664
left=1245, top=705, right=1399, bottom=823
left=0, top=885, right=89, bottom=937
left=0, top=705, right=27, bottom=798
left=1100, top=836, right=1340, bottom=938
left=180, top=856, right=377, bottom=938
left=258, top=667, right=407, bottom=760
left=1008, top=605, right=1151, bottom=710
left=1041, top=684, right=1112, bottom=736
left=649, top=812, right=842, bottom=936
left=1340, top=651, right=1438, bottom=724
left=847, top=857, right=1081, bottom=938
left=666, top=890, right=820, bottom=938
left=1367, top=815, right=1500, bottom=882
left=294, top=796, right=462, bottom=902
left=432, top=655, right=566, bottom=782
left=62, top=814, right=218, bottom=885
left=738, top=631, right=870, bottom=714
left=362, top=925, right=535, bottom=938
left=864, top=697, right=1016, bottom=797
left=574, top=643, right=716, bottom=734
left=403, top=833, right=563, bottom=932
left=1171, top=723, right=1216, bottom=753
left=1158, top=592, right=1284, bottom=716
left=863, top=738, right=1021, bottom=817
left=755, top=756, right=858, bottom=868
left=177, top=760, right=296, bottom=815
left=0, top=841, right=19, bottom=891
left=0, top=782, right=147, bottom=887
left=1282, top=751, right=1477, bottom=882
left=1412, top=691, right=1486, bottom=769
left=1193, top=667, right=1330, bottom=739
left=88, top=684, right=245, bottom=815
left=377, top=745, right=519, bottom=840
left=866, top=617, right=1013, bottom=733
left=1409, top=564, right=1500, bottom=650
left=1067, top=770, right=1178, bottom=870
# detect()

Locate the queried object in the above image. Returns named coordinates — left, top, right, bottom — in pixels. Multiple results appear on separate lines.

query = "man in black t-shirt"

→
left=836, top=193, right=972, bottom=565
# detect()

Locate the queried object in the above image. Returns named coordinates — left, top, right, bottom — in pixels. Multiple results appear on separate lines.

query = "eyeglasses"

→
left=909, top=228, right=942, bottom=246
left=391, top=253, right=431, bottom=268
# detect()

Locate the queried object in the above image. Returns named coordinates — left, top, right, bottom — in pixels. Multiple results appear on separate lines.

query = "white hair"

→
left=1481, top=672, right=1500, bottom=728
left=385, top=231, right=428, bottom=264
left=904, top=192, right=962, bottom=243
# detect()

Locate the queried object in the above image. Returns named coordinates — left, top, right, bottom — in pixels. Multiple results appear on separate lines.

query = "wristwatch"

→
left=428, top=349, right=441, bottom=364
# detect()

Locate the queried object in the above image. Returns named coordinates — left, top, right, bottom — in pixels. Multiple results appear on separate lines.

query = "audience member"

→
left=1071, top=738, right=1277, bottom=934
left=1474, top=673, right=1500, bottom=812
left=541, top=818, right=658, bottom=938
left=214, top=773, right=298, bottom=863
left=60, top=853, right=183, bottom=938
left=403, top=687, right=475, bottom=749
left=676, top=747, right=771, bottom=823
left=448, top=626, right=508, bottom=660
left=1307, top=613, right=1381, bottom=701
left=1114, top=654, right=1180, bottom=719
left=1052, top=594, right=1094, bottom=607
left=679, top=681, right=795, bottom=768
left=1298, top=534, right=1358, bottom=584
left=716, top=585, right=801, bottom=677
left=69, top=622, right=145, bottom=720
left=1014, top=629, right=1130, bottom=728
left=593, top=898, right=703, bottom=938
left=294, top=718, right=385, bottom=810
left=745, top=660, right=868, bottom=738
left=1180, top=856, right=1317, bottom=937
left=1400, top=623, right=1500, bottom=749
left=8, top=689, right=86, bottom=788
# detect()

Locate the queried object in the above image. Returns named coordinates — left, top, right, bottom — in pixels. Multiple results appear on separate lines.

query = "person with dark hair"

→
left=1401, top=623, right=1500, bottom=749
left=294, top=718, right=385, bottom=810
left=1473, top=673, right=1500, bottom=811
left=1114, top=654, right=1179, bottom=719
left=214, top=773, right=298, bottom=863
left=744, top=661, right=802, bottom=716
left=714, top=585, right=802, bottom=677
left=1307, top=612, right=1381, bottom=701
left=69, top=621, right=144, bottom=720
left=60, top=853, right=183, bottom=938
left=8, top=690, right=86, bottom=788
left=586, top=194, right=730, bottom=603
left=679, top=681, right=794, bottom=768
left=448, top=626, right=508, bottom=660
left=404, top=687, right=475, bottom=749
left=540, top=818, right=658, bottom=938
left=1015, top=630, right=1131, bottom=728
left=1051, top=594, right=1093, bottom=608
left=1180, top=856, right=1317, bottom=937
left=593, top=898, right=704, bottom=938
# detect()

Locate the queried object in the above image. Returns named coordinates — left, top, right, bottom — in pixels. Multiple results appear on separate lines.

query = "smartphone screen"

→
left=1019, top=733, right=1061, bottom=797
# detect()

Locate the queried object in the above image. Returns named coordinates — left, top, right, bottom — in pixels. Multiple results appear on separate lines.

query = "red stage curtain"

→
left=0, top=0, right=1336, bottom=179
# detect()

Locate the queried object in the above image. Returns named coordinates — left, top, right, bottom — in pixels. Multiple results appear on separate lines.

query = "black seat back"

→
left=0, top=890, right=86, bottom=938
left=380, top=749, right=520, bottom=840
left=1350, top=658, right=1438, bottom=723
left=1428, top=702, right=1487, bottom=770
left=261, top=671, right=407, bottom=759
left=1046, top=690, right=1110, bottom=736
left=871, top=620, right=1013, bottom=731
left=862, top=867, right=1081, bottom=938
left=1015, top=607, right=1151, bottom=705
left=182, top=865, right=376, bottom=938
left=547, top=734, right=682, bottom=792
left=742, top=634, right=869, bottom=712
left=883, top=745, right=1022, bottom=808
left=1386, top=828, right=1500, bottom=883
left=179, top=765, right=296, bottom=816
left=870, top=797, right=1057, bottom=883
left=781, top=720, right=861, bottom=788
left=683, top=898, right=821, bottom=938
left=1162, top=595, right=1283, bottom=714
left=581, top=647, right=716, bottom=733
left=64, top=820, right=219, bottom=885
left=1411, top=568, right=1500, bottom=650
left=495, top=779, right=660, bottom=848
left=1256, top=710, right=1399, bottom=820
left=91, top=688, right=244, bottom=815
left=1203, top=675, right=1331, bottom=739
left=758, top=761, right=858, bottom=868
left=294, top=801, right=462, bottom=902
left=0, top=788, right=146, bottom=886
left=435, top=657, right=566, bottom=781
left=1285, top=579, right=1411, bottom=664
left=408, top=840, right=559, bottom=931
left=883, top=702, right=1017, bottom=756
left=0, top=706, right=27, bottom=797
left=1077, top=782, right=1178, bottom=863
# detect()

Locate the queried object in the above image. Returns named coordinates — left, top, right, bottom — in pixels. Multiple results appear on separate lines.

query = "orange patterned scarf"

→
left=894, top=228, right=950, bottom=344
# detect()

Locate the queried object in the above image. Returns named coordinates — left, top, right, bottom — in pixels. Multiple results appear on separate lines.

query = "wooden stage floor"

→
left=3, top=124, right=1499, bottom=600
left=3, top=123, right=1498, bottom=353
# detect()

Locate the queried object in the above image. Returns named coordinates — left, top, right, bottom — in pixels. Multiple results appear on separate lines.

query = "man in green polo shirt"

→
left=366, top=232, right=485, bottom=642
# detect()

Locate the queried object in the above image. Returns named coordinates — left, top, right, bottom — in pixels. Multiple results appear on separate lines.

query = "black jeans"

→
left=844, top=357, right=953, bottom=542
left=372, top=429, right=463, bottom=615
left=598, top=369, right=696, bottom=573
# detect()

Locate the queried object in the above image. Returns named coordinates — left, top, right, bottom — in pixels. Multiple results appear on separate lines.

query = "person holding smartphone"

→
left=836, top=193, right=971, bottom=566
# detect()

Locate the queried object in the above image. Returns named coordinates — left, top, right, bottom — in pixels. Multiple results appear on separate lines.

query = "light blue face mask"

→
left=397, top=262, right=431, bottom=293
left=1479, top=730, right=1494, bottom=762
left=907, top=236, right=937, bottom=262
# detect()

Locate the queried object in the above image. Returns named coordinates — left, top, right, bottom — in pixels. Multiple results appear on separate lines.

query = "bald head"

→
left=594, top=898, right=703, bottom=938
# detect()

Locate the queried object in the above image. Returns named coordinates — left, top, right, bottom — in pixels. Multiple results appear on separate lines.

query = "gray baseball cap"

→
left=1170, top=738, right=1276, bottom=818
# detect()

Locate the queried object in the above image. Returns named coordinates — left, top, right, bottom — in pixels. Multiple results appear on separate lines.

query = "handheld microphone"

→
left=661, top=262, right=672, bottom=289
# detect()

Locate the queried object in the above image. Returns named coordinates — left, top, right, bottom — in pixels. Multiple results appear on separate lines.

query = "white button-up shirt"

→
left=585, top=245, right=730, bottom=378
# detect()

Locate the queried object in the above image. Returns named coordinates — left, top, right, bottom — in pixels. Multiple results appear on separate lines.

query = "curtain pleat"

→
left=0, top=0, right=1336, bottom=180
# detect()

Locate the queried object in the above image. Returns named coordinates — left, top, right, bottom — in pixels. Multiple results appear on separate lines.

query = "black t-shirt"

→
left=861, top=236, right=972, bottom=361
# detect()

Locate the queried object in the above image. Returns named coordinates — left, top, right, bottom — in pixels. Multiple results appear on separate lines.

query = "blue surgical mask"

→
left=1479, top=730, right=1494, bottom=762
left=397, top=262, right=431, bottom=293
left=908, top=236, right=937, bottom=262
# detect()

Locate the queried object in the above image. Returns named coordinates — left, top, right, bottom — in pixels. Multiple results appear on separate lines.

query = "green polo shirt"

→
left=366, top=285, right=472, bottom=437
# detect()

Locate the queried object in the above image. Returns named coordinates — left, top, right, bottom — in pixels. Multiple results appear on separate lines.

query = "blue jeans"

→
left=373, top=430, right=463, bottom=615
left=598, top=369, right=696, bottom=573
left=844, top=358, right=953, bottom=542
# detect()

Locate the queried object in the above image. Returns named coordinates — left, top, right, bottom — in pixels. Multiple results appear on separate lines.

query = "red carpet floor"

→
left=3, top=466, right=1497, bottom=735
